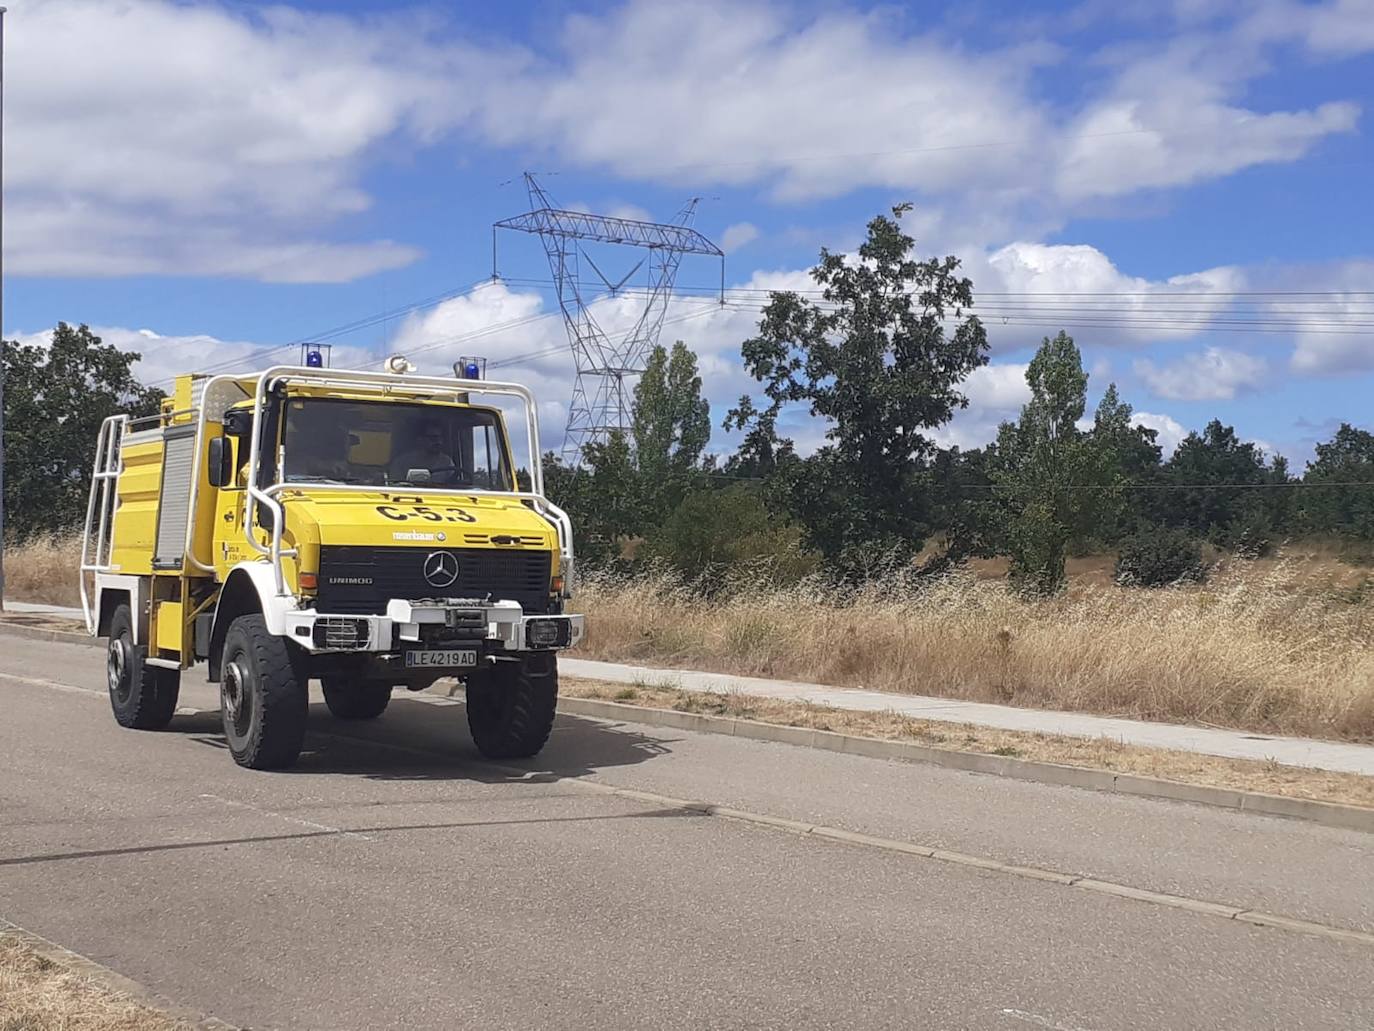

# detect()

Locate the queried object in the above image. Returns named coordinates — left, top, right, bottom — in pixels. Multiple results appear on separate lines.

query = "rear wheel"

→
left=220, top=614, right=307, bottom=770
left=321, top=678, right=392, bottom=720
left=106, top=603, right=179, bottom=730
left=465, top=653, right=558, bottom=759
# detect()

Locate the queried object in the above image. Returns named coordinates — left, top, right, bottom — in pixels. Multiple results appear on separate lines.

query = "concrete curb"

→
left=0, top=622, right=94, bottom=648
left=0, top=918, right=237, bottom=1029
left=556, top=696, right=1374, bottom=835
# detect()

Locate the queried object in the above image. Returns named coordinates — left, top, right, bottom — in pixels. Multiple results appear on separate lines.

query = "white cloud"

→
left=720, top=223, right=761, bottom=253
left=973, top=241, right=1244, bottom=350
left=8, top=322, right=383, bottom=394
left=468, top=0, right=1360, bottom=215
left=931, top=363, right=1029, bottom=449
left=1283, top=261, right=1374, bottom=375
left=1135, top=347, right=1268, bottom=400
left=1134, top=411, right=1188, bottom=457
left=8, top=0, right=504, bottom=281
left=1293, top=0, right=1374, bottom=57
left=1055, top=84, right=1357, bottom=202
left=474, top=2, right=1054, bottom=204
left=12, top=0, right=1366, bottom=285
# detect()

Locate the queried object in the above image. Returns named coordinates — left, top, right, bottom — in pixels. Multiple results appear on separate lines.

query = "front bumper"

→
left=279, top=598, right=585, bottom=654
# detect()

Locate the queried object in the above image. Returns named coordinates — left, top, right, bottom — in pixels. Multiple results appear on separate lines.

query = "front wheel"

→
left=321, top=678, right=392, bottom=720
left=106, top=603, right=179, bottom=730
left=465, top=653, right=558, bottom=760
left=220, top=614, right=308, bottom=770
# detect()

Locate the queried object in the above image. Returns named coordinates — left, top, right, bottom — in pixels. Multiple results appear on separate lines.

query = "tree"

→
left=632, top=341, right=710, bottom=524
left=1301, top=423, right=1374, bottom=540
left=639, top=483, right=818, bottom=589
left=1160, top=420, right=1287, bottom=552
left=2, top=323, right=164, bottom=537
left=542, top=434, right=643, bottom=569
left=726, top=205, right=989, bottom=577
left=989, top=333, right=1113, bottom=595
left=1088, top=382, right=1163, bottom=543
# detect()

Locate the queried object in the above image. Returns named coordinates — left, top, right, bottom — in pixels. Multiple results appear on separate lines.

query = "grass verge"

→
left=576, top=565, right=1374, bottom=742
left=561, top=678, right=1374, bottom=811
left=2, top=535, right=83, bottom=608
left=0, top=932, right=189, bottom=1031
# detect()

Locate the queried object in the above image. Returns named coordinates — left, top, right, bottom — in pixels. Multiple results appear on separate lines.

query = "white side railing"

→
left=241, top=365, right=572, bottom=598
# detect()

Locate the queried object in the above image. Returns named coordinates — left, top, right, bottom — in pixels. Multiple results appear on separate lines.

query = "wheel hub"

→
left=107, top=638, right=129, bottom=699
left=222, top=660, right=248, bottom=722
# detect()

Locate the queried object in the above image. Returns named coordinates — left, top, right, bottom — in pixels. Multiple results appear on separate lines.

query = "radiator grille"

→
left=316, top=546, right=552, bottom=616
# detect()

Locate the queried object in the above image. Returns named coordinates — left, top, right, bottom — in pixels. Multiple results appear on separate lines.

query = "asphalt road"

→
left=2, top=636, right=1372, bottom=1030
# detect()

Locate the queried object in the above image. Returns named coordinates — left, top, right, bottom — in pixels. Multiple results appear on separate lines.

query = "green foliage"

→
left=542, top=434, right=644, bottom=568
left=989, top=333, right=1115, bottom=596
left=1089, top=383, right=1163, bottom=542
left=639, top=484, right=818, bottom=588
left=542, top=342, right=713, bottom=570
left=1114, top=528, right=1204, bottom=587
left=727, top=204, right=989, bottom=578
left=1300, top=423, right=1374, bottom=539
left=632, top=341, right=711, bottom=524
left=1160, top=420, right=1287, bottom=553
left=2, top=324, right=164, bottom=537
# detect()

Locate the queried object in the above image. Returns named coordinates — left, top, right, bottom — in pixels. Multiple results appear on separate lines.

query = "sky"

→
left=5, top=0, right=1374, bottom=465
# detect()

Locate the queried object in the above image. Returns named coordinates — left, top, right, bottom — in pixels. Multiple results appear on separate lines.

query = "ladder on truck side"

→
left=79, top=414, right=129, bottom=633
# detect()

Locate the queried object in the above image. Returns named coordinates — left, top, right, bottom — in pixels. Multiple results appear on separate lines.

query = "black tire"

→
left=220, top=614, right=308, bottom=770
left=465, top=653, right=558, bottom=759
left=106, top=603, right=180, bottom=730
left=321, top=678, right=392, bottom=720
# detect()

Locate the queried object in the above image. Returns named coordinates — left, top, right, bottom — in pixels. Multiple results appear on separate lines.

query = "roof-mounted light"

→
left=455, top=355, right=486, bottom=380
left=384, top=354, right=415, bottom=375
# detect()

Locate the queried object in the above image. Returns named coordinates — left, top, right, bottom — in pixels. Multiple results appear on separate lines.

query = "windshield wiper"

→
left=290, top=474, right=372, bottom=485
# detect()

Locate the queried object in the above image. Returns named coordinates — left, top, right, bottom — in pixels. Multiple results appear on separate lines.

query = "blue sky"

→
left=6, top=0, right=1374, bottom=462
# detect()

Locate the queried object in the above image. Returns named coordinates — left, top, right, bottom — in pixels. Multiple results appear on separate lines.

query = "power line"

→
left=149, top=278, right=501, bottom=388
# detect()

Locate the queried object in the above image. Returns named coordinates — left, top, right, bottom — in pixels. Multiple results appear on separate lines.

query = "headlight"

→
left=525, top=618, right=569, bottom=649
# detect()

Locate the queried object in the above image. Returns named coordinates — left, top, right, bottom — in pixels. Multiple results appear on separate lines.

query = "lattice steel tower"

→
left=494, top=174, right=723, bottom=464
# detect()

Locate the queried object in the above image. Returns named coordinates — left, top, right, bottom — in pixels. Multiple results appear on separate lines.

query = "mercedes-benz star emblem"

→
left=422, top=551, right=460, bottom=589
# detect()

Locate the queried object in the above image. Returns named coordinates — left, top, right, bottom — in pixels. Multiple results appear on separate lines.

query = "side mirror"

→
left=222, top=408, right=251, bottom=436
left=208, top=436, right=233, bottom=488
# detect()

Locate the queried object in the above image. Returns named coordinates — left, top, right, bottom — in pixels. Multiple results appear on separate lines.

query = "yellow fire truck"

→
left=80, top=357, right=582, bottom=770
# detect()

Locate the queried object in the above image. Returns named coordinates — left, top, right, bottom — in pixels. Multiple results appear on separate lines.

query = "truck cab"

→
left=81, top=361, right=582, bottom=770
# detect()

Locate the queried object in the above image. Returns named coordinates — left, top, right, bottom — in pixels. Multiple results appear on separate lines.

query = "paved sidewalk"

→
left=562, top=657, right=1374, bottom=777
left=11, top=599, right=1371, bottom=777
left=5, top=600, right=85, bottom=621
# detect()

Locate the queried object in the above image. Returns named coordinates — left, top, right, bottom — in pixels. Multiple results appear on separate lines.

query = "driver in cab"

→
left=389, top=419, right=458, bottom=485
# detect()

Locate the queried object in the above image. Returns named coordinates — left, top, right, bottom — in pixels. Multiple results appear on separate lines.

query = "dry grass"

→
left=563, top=678, right=1374, bottom=810
left=575, top=562, right=1374, bottom=742
left=3, top=535, right=82, bottom=607
left=0, top=933, right=188, bottom=1031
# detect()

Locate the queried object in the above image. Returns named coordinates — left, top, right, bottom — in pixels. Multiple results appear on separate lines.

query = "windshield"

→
left=281, top=398, right=513, bottom=490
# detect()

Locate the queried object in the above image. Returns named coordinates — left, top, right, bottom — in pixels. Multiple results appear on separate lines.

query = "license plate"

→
left=404, top=649, right=477, bottom=669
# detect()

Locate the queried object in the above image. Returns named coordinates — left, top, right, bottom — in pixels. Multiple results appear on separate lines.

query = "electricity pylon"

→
left=493, top=174, right=723, bottom=465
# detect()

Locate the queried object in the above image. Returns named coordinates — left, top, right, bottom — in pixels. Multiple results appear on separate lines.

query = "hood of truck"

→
left=280, top=490, right=558, bottom=555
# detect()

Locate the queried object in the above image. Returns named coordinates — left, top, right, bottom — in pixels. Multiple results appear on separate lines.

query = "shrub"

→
left=638, top=484, right=818, bottom=589
left=1115, top=528, right=1205, bottom=587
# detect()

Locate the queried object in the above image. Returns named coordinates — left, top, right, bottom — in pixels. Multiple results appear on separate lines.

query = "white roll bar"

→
left=240, top=365, right=570, bottom=598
